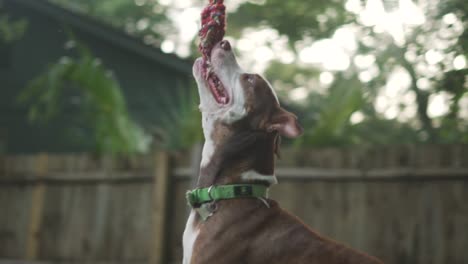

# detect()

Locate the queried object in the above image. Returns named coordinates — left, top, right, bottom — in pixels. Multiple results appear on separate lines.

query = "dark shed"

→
left=0, top=0, right=194, bottom=153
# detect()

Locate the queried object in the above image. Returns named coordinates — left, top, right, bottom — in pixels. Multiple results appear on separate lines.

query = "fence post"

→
left=26, top=153, right=48, bottom=260
left=150, top=151, right=170, bottom=264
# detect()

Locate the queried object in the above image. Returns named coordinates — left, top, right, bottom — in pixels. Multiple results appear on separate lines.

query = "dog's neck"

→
left=196, top=114, right=278, bottom=188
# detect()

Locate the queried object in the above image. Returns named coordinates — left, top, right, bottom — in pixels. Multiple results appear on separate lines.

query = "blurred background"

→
left=0, top=0, right=467, bottom=263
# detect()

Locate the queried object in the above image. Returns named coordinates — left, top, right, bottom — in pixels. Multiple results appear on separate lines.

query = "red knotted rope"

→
left=198, top=0, right=226, bottom=80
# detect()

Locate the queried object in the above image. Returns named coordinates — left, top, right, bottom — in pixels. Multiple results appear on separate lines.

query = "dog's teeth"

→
left=205, top=71, right=211, bottom=81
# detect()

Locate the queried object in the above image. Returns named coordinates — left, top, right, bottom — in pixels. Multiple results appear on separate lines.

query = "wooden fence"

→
left=1, top=145, right=468, bottom=264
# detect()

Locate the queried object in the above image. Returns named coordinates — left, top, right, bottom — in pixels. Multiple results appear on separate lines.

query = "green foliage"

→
left=296, top=76, right=364, bottom=146
left=18, top=40, right=150, bottom=154
left=48, top=0, right=171, bottom=40
left=438, top=0, right=468, bottom=54
left=238, top=0, right=468, bottom=146
left=348, top=117, right=424, bottom=145
left=153, top=83, right=203, bottom=150
left=264, top=60, right=321, bottom=95
left=42, top=0, right=468, bottom=147
left=0, top=14, right=28, bottom=43
left=229, top=0, right=352, bottom=42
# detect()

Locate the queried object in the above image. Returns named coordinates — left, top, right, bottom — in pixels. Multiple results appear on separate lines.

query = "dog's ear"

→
left=267, top=108, right=303, bottom=138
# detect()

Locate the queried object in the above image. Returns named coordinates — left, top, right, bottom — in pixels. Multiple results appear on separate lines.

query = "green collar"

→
left=186, top=184, right=269, bottom=208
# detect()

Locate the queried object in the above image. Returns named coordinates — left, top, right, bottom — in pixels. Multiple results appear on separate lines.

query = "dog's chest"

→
left=182, top=211, right=199, bottom=264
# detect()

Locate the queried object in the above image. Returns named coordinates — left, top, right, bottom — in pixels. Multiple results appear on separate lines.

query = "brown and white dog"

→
left=183, top=40, right=384, bottom=264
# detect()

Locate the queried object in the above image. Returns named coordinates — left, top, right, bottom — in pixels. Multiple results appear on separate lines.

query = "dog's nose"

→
left=220, top=40, right=231, bottom=51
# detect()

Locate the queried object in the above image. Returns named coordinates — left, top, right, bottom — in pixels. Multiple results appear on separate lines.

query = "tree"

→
left=227, top=0, right=468, bottom=146
left=43, top=0, right=468, bottom=146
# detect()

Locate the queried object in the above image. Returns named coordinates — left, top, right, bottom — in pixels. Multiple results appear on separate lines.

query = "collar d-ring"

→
left=207, top=185, right=216, bottom=201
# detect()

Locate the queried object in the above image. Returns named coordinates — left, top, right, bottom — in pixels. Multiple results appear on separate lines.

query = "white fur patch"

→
left=200, top=139, right=214, bottom=168
left=220, top=71, right=247, bottom=124
left=182, top=211, right=199, bottom=264
left=241, top=170, right=278, bottom=185
left=212, top=48, right=248, bottom=124
left=200, top=115, right=215, bottom=168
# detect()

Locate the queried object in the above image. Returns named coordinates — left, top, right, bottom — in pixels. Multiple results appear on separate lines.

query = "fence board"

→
left=150, top=152, right=170, bottom=264
left=0, top=186, right=32, bottom=258
left=26, top=154, right=48, bottom=260
left=0, top=145, right=467, bottom=264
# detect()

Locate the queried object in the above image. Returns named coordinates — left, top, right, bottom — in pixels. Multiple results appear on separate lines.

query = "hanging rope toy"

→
left=198, top=0, right=228, bottom=104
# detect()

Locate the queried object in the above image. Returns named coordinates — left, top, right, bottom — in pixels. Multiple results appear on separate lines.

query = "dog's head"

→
left=193, top=40, right=303, bottom=141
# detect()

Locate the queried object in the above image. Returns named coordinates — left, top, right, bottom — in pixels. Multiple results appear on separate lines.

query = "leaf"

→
left=18, top=39, right=150, bottom=154
left=297, top=76, right=364, bottom=146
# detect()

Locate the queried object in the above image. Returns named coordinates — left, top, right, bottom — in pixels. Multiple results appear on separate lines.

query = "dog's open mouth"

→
left=202, top=61, right=229, bottom=105
left=198, top=0, right=229, bottom=106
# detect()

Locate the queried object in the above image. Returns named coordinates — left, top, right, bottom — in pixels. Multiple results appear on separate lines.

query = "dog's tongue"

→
left=198, top=0, right=226, bottom=80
